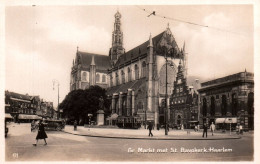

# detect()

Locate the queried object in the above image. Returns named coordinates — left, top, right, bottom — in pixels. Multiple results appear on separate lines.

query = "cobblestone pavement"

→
left=5, top=123, right=254, bottom=162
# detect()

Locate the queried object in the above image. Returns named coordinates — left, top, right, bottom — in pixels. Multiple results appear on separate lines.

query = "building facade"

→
left=70, top=11, right=186, bottom=126
left=169, top=61, right=199, bottom=129
left=5, top=90, right=55, bottom=122
left=197, top=71, right=254, bottom=130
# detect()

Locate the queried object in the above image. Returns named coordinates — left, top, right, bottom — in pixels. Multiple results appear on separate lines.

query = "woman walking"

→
left=33, top=120, right=48, bottom=146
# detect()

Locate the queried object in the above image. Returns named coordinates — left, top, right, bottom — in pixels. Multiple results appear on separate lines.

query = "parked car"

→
left=43, top=120, right=65, bottom=131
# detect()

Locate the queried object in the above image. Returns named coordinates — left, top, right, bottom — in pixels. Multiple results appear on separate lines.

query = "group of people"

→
left=202, top=122, right=216, bottom=138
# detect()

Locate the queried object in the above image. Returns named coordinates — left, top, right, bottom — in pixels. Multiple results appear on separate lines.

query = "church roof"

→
left=77, top=51, right=111, bottom=72
left=114, top=31, right=165, bottom=67
left=107, top=77, right=146, bottom=95
left=114, top=29, right=181, bottom=68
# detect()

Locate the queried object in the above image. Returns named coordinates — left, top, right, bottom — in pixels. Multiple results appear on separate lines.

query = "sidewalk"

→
left=62, top=125, right=242, bottom=140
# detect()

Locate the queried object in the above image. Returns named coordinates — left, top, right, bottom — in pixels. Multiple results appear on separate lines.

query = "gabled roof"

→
left=114, top=32, right=164, bottom=67
left=77, top=51, right=111, bottom=72
left=114, top=28, right=181, bottom=67
left=7, top=91, right=31, bottom=101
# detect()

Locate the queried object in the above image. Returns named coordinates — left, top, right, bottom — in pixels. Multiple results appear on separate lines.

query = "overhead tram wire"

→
left=135, top=6, right=244, bottom=36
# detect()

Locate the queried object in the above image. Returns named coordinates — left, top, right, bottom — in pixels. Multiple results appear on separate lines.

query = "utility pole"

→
left=53, top=79, right=60, bottom=120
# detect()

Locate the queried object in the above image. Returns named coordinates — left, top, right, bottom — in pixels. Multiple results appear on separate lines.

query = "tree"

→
left=59, top=86, right=111, bottom=125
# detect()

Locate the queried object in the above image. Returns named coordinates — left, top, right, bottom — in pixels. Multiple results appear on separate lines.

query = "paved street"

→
left=5, top=123, right=253, bottom=162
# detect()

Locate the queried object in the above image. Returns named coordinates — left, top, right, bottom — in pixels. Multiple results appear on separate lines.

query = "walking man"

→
left=202, top=123, right=208, bottom=138
left=148, top=123, right=153, bottom=137
left=74, top=120, right=77, bottom=131
left=210, top=122, right=216, bottom=136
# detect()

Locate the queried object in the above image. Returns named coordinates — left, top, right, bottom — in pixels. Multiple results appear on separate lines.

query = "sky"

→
left=3, top=4, right=254, bottom=108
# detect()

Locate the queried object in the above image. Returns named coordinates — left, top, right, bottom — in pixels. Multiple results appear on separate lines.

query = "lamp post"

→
left=164, top=47, right=174, bottom=135
left=52, top=79, right=60, bottom=120
left=243, top=70, right=246, bottom=130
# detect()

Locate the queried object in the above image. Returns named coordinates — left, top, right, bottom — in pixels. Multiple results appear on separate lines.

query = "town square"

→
left=1, top=2, right=258, bottom=163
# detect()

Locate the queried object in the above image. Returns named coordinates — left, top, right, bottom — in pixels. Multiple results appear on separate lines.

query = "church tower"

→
left=109, top=11, right=125, bottom=66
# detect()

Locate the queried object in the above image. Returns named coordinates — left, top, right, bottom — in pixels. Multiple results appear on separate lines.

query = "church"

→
left=70, top=11, right=187, bottom=126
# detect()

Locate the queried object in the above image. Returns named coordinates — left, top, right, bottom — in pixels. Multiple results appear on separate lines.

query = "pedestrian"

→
left=74, top=120, right=77, bottom=131
left=239, top=124, right=243, bottom=135
left=181, top=124, right=184, bottom=131
left=194, top=125, right=198, bottom=132
left=236, top=124, right=240, bottom=134
left=197, top=124, right=200, bottom=131
left=210, top=122, right=216, bottom=136
left=33, top=120, right=48, bottom=146
left=202, top=123, right=208, bottom=138
left=148, top=123, right=153, bottom=137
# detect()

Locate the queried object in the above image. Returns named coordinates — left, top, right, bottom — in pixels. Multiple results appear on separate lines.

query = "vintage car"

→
left=43, top=120, right=65, bottom=131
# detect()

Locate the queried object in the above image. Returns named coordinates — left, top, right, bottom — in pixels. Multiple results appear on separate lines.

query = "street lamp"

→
left=52, top=79, right=60, bottom=120
left=164, top=47, right=174, bottom=135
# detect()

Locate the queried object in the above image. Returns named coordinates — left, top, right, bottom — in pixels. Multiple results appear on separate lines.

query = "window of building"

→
left=128, top=67, right=131, bottom=82
left=96, top=73, right=100, bottom=83
left=102, top=74, right=106, bottom=83
left=180, top=87, right=183, bottom=92
left=82, top=72, right=87, bottom=81
left=135, top=64, right=139, bottom=80
left=141, top=61, right=146, bottom=78
left=176, top=88, right=179, bottom=93
left=116, top=72, right=119, bottom=86
left=216, top=95, right=219, bottom=99
left=121, top=70, right=125, bottom=84
left=110, top=75, right=113, bottom=86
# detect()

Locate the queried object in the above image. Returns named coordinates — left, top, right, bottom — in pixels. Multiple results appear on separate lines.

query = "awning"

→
left=215, top=117, right=237, bottom=124
left=189, top=121, right=199, bottom=123
left=5, top=113, right=12, bottom=118
left=18, top=114, right=42, bottom=120
left=111, top=113, right=118, bottom=120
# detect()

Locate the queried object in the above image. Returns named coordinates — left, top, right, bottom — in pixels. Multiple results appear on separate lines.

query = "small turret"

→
left=90, top=55, right=96, bottom=66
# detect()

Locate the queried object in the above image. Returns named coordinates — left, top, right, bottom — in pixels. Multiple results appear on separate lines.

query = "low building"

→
left=5, top=91, right=55, bottom=122
left=197, top=71, right=254, bottom=130
left=5, top=91, right=41, bottom=122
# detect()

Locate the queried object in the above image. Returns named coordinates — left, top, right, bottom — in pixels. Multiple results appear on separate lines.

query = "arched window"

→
left=137, top=101, right=143, bottom=112
left=96, top=74, right=100, bottom=83
left=141, top=61, right=146, bottom=78
left=203, top=98, right=207, bottom=117
left=159, top=64, right=176, bottom=95
left=231, top=93, right=237, bottom=116
left=210, top=96, right=215, bottom=116
left=121, top=70, right=125, bottom=84
left=116, top=72, right=119, bottom=86
left=128, top=67, right=131, bottom=82
left=102, top=74, right=106, bottom=83
left=221, top=95, right=227, bottom=116
left=82, top=72, right=87, bottom=81
left=135, top=64, right=139, bottom=80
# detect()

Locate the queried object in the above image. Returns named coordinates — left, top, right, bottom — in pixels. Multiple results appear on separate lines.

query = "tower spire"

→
left=148, top=33, right=153, bottom=48
left=110, top=11, right=125, bottom=66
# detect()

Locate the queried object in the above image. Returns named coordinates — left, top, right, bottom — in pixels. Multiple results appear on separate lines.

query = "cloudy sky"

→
left=4, top=4, right=254, bottom=107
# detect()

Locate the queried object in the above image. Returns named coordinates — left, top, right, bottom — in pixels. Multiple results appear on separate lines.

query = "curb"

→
left=62, top=130, right=241, bottom=140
